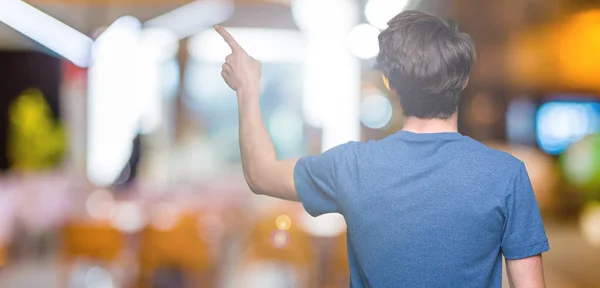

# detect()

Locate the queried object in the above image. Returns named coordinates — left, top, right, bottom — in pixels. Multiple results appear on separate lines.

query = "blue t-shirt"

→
left=294, top=131, right=549, bottom=288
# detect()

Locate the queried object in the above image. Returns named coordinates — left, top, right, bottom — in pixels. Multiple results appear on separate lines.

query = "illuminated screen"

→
left=536, top=100, right=600, bottom=155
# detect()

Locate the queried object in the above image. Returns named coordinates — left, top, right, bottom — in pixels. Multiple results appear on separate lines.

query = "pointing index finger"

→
left=215, top=25, right=245, bottom=53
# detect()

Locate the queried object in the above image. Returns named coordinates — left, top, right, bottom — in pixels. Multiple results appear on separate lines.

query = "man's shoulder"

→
left=336, top=135, right=524, bottom=170
left=461, top=138, right=524, bottom=171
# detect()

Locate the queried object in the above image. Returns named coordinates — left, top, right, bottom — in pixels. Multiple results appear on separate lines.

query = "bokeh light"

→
left=580, top=202, right=600, bottom=247
left=85, top=189, right=116, bottom=220
left=536, top=102, right=600, bottom=155
left=347, top=24, right=380, bottom=59
left=270, top=230, right=290, bottom=248
left=360, top=92, right=393, bottom=129
left=110, top=201, right=144, bottom=233
left=365, top=0, right=410, bottom=30
left=84, top=266, right=114, bottom=288
left=562, top=135, right=600, bottom=190
left=275, top=215, right=292, bottom=231
left=150, top=202, right=181, bottom=231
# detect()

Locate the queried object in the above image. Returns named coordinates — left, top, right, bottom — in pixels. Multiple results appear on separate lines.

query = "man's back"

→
left=295, top=131, right=549, bottom=287
left=214, top=9, right=548, bottom=288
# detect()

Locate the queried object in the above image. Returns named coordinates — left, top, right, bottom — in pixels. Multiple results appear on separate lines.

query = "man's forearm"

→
left=506, top=255, right=546, bottom=288
left=237, top=90, right=298, bottom=200
left=237, top=90, right=276, bottom=187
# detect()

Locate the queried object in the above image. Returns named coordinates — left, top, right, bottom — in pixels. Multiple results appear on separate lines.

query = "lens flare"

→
left=271, top=230, right=290, bottom=248
left=275, top=215, right=292, bottom=231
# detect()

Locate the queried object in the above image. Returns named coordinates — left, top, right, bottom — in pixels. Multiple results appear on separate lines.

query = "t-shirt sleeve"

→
left=294, top=142, right=352, bottom=217
left=501, top=162, right=550, bottom=260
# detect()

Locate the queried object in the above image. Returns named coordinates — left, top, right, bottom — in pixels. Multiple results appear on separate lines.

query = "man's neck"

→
left=401, top=113, right=458, bottom=134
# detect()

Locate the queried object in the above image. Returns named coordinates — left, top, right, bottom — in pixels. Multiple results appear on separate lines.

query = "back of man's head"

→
left=377, top=10, right=475, bottom=119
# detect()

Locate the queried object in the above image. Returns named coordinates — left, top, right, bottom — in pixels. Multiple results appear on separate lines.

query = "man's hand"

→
left=215, top=25, right=262, bottom=95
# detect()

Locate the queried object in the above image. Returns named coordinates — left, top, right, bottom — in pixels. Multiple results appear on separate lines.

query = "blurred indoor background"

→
left=0, top=0, right=599, bottom=287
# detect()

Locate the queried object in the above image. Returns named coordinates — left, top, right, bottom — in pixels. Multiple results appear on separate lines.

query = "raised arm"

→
left=505, top=255, right=546, bottom=288
left=215, top=25, right=298, bottom=201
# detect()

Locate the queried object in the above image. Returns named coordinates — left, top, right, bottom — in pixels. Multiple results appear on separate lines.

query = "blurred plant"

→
left=561, top=134, right=600, bottom=201
left=7, top=88, right=66, bottom=171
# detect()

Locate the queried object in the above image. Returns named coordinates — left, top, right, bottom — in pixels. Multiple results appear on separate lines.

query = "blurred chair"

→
left=60, top=221, right=124, bottom=287
left=237, top=203, right=318, bottom=288
left=0, top=243, right=6, bottom=269
left=137, top=213, right=213, bottom=288
left=62, top=221, right=123, bottom=263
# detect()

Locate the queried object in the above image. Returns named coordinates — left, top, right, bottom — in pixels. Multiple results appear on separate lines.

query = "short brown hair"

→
left=377, top=10, right=475, bottom=119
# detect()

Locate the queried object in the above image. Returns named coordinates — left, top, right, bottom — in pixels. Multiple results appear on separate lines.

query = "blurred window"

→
left=185, top=61, right=305, bottom=163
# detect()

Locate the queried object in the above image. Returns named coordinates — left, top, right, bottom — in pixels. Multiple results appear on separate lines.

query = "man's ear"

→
left=462, top=76, right=470, bottom=90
